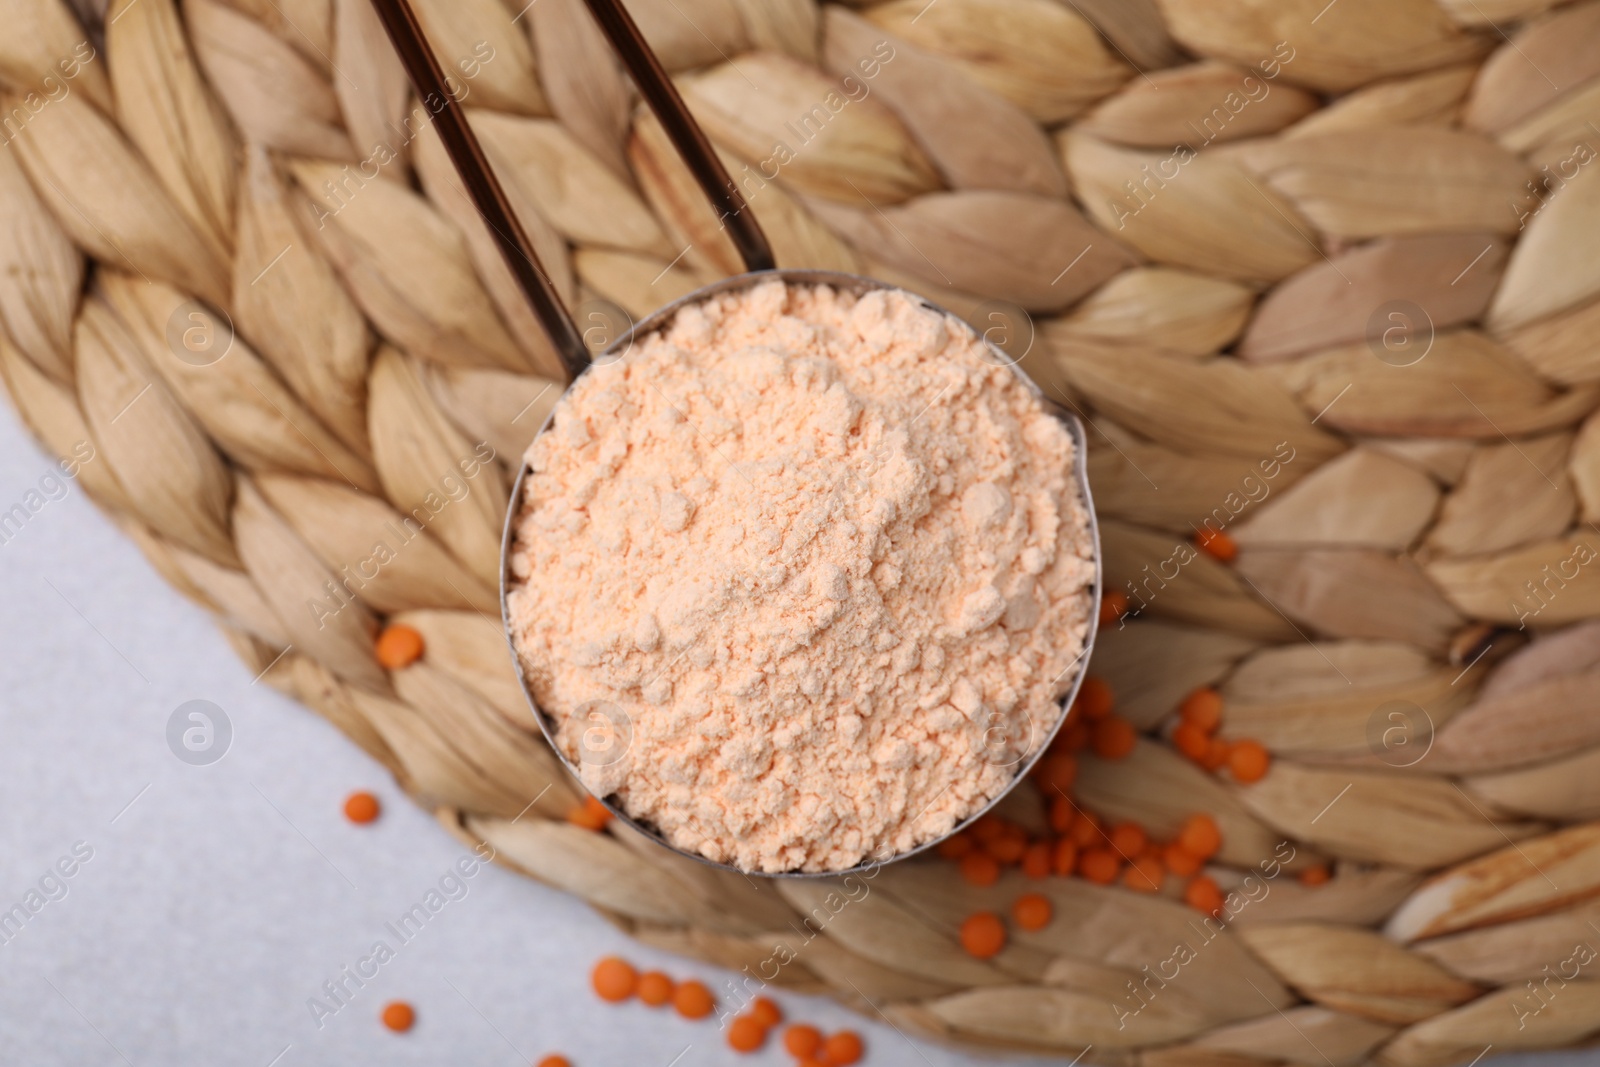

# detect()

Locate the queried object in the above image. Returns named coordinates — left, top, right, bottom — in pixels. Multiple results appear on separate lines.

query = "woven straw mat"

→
left=5, top=0, right=1600, bottom=1063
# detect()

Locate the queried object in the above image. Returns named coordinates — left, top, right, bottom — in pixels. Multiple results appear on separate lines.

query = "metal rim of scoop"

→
left=497, top=267, right=1104, bottom=879
left=366, top=0, right=1103, bottom=877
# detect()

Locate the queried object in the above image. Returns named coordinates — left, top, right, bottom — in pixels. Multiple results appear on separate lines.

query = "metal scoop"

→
left=370, top=0, right=1103, bottom=878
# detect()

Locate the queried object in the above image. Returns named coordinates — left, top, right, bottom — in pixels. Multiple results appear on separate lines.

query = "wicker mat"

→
left=5, top=0, right=1600, bottom=1062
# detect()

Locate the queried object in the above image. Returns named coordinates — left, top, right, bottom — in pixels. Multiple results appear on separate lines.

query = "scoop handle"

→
left=368, top=0, right=776, bottom=385
left=368, top=0, right=592, bottom=383
left=580, top=0, right=777, bottom=274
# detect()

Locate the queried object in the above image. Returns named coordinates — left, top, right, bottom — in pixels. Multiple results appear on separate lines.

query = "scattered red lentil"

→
left=1172, top=721, right=1211, bottom=762
left=1163, top=842, right=1204, bottom=878
left=822, top=1030, right=864, bottom=1065
left=1178, top=814, right=1222, bottom=859
left=1059, top=718, right=1091, bottom=753
left=536, top=1057, right=571, bottom=1067
left=1013, top=892, right=1053, bottom=931
left=1179, top=687, right=1224, bottom=732
left=1229, top=740, right=1272, bottom=783
left=959, top=912, right=1007, bottom=958
left=1076, top=676, right=1114, bottom=720
left=727, top=1014, right=766, bottom=1053
left=936, top=833, right=974, bottom=860
left=567, top=795, right=612, bottom=831
left=1078, top=847, right=1122, bottom=885
left=959, top=851, right=1001, bottom=888
left=673, top=980, right=714, bottom=1020
left=1099, top=589, right=1130, bottom=625
left=1091, top=717, right=1137, bottom=760
left=1048, top=793, right=1075, bottom=834
left=1123, top=854, right=1165, bottom=893
left=1201, top=737, right=1233, bottom=771
left=1298, top=864, right=1332, bottom=887
left=783, top=1024, right=823, bottom=1058
left=982, top=830, right=1027, bottom=865
left=1184, top=875, right=1226, bottom=917
left=380, top=1001, right=415, bottom=1032
left=1051, top=838, right=1078, bottom=877
left=750, top=996, right=782, bottom=1028
left=1108, top=821, right=1148, bottom=857
left=343, top=791, right=380, bottom=824
left=592, top=957, right=637, bottom=1003
left=969, top=814, right=1008, bottom=843
left=374, top=623, right=424, bottom=669
left=1034, top=751, right=1078, bottom=794
left=1021, top=841, right=1052, bottom=880
left=1067, top=810, right=1105, bottom=849
left=636, top=971, right=674, bottom=1007
left=1193, top=527, right=1238, bottom=563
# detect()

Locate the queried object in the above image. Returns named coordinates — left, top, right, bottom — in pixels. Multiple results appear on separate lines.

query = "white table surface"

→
left=0, top=404, right=1581, bottom=1067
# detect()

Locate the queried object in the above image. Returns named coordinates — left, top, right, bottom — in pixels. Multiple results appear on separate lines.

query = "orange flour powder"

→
left=507, top=280, right=1094, bottom=872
